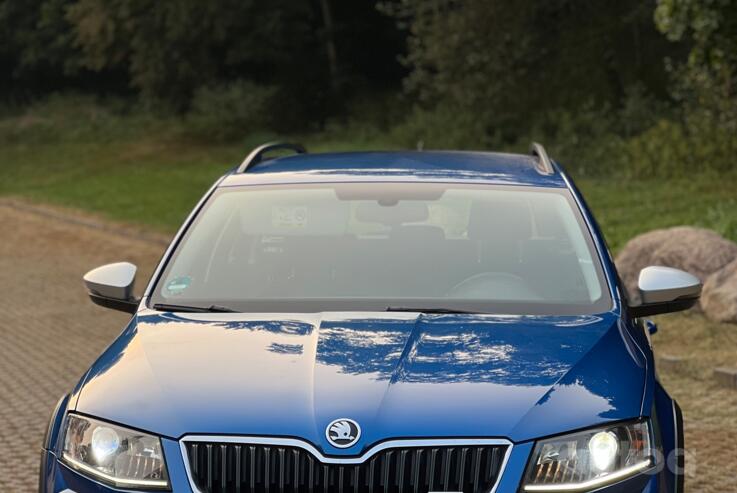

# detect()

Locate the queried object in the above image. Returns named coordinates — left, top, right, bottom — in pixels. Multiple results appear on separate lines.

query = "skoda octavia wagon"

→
left=41, top=142, right=701, bottom=493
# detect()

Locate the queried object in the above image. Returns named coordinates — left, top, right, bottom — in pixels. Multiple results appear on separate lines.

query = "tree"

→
left=655, top=0, right=737, bottom=100
left=0, top=0, right=84, bottom=99
left=0, top=0, right=404, bottom=126
left=66, top=0, right=319, bottom=110
left=385, top=0, right=678, bottom=144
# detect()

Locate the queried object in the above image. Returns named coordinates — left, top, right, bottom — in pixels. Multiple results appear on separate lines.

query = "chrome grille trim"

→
left=179, top=435, right=513, bottom=493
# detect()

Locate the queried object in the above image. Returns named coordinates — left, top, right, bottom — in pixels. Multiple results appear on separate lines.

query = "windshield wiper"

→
left=385, top=306, right=481, bottom=314
left=152, top=303, right=237, bottom=313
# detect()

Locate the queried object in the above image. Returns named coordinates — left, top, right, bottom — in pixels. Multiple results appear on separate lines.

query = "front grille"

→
left=184, top=441, right=507, bottom=493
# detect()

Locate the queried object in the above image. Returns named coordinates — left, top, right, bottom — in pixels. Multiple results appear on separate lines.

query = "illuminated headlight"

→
left=62, top=414, right=170, bottom=490
left=522, top=420, right=653, bottom=491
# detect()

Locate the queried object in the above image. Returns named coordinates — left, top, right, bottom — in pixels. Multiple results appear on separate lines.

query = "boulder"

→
left=702, top=259, right=737, bottom=323
left=615, top=226, right=737, bottom=305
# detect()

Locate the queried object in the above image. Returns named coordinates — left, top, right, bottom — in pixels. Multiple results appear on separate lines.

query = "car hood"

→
left=74, top=310, right=645, bottom=451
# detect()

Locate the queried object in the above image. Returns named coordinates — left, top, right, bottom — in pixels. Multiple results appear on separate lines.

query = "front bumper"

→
left=40, top=439, right=665, bottom=493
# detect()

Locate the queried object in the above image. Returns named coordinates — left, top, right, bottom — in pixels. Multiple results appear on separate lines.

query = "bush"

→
left=0, top=93, right=164, bottom=145
left=523, top=102, right=625, bottom=176
left=389, top=85, right=678, bottom=178
left=390, top=104, right=491, bottom=150
left=624, top=111, right=737, bottom=178
left=188, top=81, right=277, bottom=141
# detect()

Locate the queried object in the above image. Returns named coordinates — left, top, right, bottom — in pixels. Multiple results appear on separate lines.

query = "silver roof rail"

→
left=237, top=142, right=307, bottom=173
left=529, top=142, right=554, bottom=175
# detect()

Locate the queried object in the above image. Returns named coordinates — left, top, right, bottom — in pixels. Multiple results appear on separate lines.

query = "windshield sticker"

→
left=165, top=275, right=191, bottom=296
left=273, top=206, right=307, bottom=228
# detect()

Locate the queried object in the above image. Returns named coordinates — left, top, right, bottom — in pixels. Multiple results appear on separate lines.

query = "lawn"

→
left=0, top=118, right=400, bottom=231
left=2, top=107, right=737, bottom=252
left=578, top=173, right=737, bottom=251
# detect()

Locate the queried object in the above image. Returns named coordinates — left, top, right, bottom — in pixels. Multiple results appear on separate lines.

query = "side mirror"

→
left=83, top=262, right=139, bottom=314
left=629, top=266, right=702, bottom=318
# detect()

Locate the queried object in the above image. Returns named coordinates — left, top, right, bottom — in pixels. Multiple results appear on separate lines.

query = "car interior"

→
left=162, top=186, right=604, bottom=307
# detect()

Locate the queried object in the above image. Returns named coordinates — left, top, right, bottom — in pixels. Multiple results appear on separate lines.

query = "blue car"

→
left=41, top=143, right=702, bottom=493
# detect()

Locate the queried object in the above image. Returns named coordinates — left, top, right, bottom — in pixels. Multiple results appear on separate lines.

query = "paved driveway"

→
left=0, top=200, right=166, bottom=491
left=1, top=199, right=736, bottom=492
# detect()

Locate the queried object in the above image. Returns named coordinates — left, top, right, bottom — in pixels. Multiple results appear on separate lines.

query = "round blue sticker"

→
left=165, top=275, right=191, bottom=296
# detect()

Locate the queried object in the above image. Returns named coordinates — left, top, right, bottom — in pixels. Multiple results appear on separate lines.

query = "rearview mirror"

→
left=629, top=266, right=702, bottom=318
left=83, top=262, right=139, bottom=314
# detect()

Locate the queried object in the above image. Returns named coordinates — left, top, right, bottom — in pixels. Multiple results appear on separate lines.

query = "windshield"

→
left=150, top=183, right=611, bottom=314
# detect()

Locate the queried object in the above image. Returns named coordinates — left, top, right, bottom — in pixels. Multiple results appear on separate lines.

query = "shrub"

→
left=523, top=102, right=625, bottom=176
left=624, top=111, right=737, bottom=177
left=0, top=93, right=163, bottom=145
left=389, top=85, right=675, bottom=177
left=390, top=104, right=491, bottom=150
left=188, top=81, right=277, bottom=141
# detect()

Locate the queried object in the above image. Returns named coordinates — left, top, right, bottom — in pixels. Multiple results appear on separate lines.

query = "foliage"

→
left=187, top=81, right=278, bottom=141
left=624, top=112, right=737, bottom=177
left=0, top=93, right=160, bottom=145
left=2, top=0, right=737, bottom=179
left=656, top=0, right=737, bottom=102
left=383, top=0, right=676, bottom=143
left=0, top=0, right=84, bottom=98
left=526, top=85, right=672, bottom=176
left=389, top=103, right=488, bottom=150
left=0, top=0, right=405, bottom=126
left=380, top=0, right=737, bottom=177
left=390, top=84, right=676, bottom=177
left=65, top=0, right=318, bottom=111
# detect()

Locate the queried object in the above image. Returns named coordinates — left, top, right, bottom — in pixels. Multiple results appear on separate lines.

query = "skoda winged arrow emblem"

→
left=326, top=418, right=361, bottom=448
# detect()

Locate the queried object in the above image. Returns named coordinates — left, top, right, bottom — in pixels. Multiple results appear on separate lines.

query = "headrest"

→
left=390, top=224, right=446, bottom=242
left=468, top=196, right=533, bottom=241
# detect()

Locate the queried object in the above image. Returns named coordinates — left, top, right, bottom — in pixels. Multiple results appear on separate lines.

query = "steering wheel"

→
left=446, top=272, right=531, bottom=299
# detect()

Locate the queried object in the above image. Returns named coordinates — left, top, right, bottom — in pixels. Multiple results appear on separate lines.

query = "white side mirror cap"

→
left=83, top=262, right=137, bottom=301
left=638, top=266, right=701, bottom=304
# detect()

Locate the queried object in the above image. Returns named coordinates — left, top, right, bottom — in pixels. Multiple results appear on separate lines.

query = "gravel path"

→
left=0, top=198, right=734, bottom=492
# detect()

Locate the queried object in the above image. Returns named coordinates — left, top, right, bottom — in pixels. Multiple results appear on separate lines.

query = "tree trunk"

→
left=319, top=0, right=339, bottom=92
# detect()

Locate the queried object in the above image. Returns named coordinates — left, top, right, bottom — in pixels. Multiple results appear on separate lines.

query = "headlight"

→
left=61, top=414, right=170, bottom=490
left=522, top=420, right=653, bottom=491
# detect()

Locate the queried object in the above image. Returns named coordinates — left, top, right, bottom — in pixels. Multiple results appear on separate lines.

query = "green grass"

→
left=2, top=101, right=736, bottom=249
left=0, top=114, right=398, bottom=231
left=578, top=172, right=737, bottom=251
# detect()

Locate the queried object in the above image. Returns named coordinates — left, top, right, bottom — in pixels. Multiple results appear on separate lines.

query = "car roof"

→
left=218, top=151, right=568, bottom=188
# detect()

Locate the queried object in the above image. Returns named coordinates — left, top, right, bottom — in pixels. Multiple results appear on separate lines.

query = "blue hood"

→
left=74, top=310, right=645, bottom=451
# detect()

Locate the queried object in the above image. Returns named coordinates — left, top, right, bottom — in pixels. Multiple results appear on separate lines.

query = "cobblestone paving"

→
left=0, top=200, right=167, bottom=492
left=0, top=199, right=735, bottom=492
left=652, top=313, right=737, bottom=493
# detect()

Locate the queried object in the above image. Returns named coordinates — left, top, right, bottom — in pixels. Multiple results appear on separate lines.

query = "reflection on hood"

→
left=74, top=310, right=644, bottom=450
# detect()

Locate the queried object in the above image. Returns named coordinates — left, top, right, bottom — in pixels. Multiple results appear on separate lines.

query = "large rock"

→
left=615, top=226, right=737, bottom=305
left=702, top=259, right=737, bottom=323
